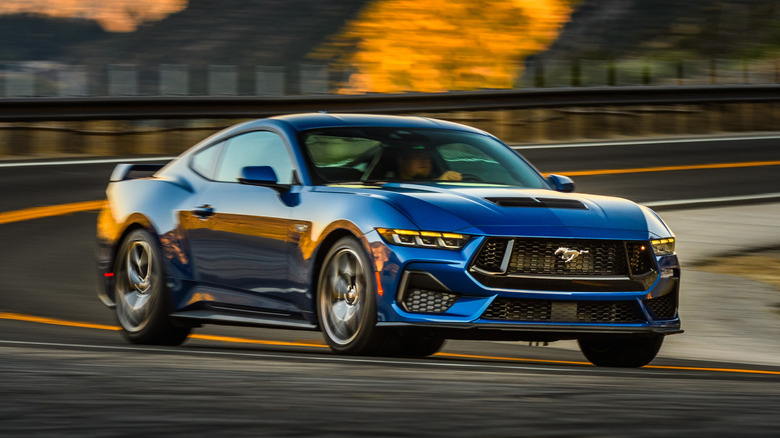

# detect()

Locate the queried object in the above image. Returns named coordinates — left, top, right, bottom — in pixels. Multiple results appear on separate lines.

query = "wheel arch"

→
left=309, top=227, right=375, bottom=328
left=104, top=218, right=164, bottom=306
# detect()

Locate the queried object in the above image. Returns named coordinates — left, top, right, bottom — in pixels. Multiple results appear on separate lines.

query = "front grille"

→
left=482, top=298, right=644, bottom=323
left=402, top=288, right=458, bottom=313
left=644, top=291, right=678, bottom=320
left=627, top=242, right=654, bottom=276
left=472, top=238, right=509, bottom=273
left=576, top=301, right=643, bottom=323
left=507, top=239, right=629, bottom=276
left=482, top=298, right=552, bottom=321
left=472, top=238, right=659, bottom=277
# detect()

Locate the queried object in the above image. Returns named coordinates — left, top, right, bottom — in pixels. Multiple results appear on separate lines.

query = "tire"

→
left=578, top=335, right=664, bottom=368
left=113, top=228, right=190, bottom=346
left=317, top=236, right=388, bottom=355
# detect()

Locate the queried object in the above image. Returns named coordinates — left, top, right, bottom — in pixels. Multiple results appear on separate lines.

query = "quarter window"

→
left=190, top=142, right=222, bottom=179
left=215, top=131, right=295, bottom=184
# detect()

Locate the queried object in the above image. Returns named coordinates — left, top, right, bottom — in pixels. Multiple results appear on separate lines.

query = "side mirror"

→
left=239, top=166, right=279, bottom=186
left=547, top=174, right=575, bottom=192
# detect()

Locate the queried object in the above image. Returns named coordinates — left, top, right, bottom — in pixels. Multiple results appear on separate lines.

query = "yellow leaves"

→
left=316, top=0, right=574, bottom=93
left=0, top=0, right=188, bottom=32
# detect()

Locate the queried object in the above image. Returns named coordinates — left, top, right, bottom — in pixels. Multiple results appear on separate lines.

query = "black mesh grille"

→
left=644, top=291, right=678, bottom=320
left=576, top=301, right=643, bottom=323
left=403, top=289, right=458, bottom=313
left=482, top=298, right=644, bottom=323
left=627, top=242, right=654, bottom=275
left=507, top=239, right=628, bottom=276
left=482, top=298, right=552, bottom=321
left=472, top=238, right=509, bottom=273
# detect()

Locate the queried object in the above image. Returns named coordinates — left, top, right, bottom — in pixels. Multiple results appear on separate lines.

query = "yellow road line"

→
left=0, top=312, right=120, bottom=331
left=644, top=364, right=780, bottom=376
left=2, top=311, right=779, bottom=375
left=550, top=160, right=780, bottom=177
left=434, top=351, right=591, bottom=366
left=188, top=333, right=328, bottom=349
left=0, top=200, right=106, bottom=225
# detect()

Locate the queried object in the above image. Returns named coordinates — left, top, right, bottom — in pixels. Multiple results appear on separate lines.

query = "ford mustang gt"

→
left=96, top=113, right=681, bottom=367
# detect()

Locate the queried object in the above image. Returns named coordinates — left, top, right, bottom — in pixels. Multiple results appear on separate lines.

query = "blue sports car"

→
left=96, top=113, right=681, bottom=367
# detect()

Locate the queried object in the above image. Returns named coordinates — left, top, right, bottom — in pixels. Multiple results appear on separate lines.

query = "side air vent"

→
left=486, top=197, right=587, bottom=210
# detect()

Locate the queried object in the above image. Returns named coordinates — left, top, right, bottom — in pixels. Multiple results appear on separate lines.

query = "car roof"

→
left=268, top=113, right=490, bottom=135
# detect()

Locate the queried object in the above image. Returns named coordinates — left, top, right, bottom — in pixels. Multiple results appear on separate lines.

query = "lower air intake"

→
left=644, top=291, right=678, bottom=320
left=402, top=289, right=458, bottom=313
left=482, top=298, right=644, bottom=323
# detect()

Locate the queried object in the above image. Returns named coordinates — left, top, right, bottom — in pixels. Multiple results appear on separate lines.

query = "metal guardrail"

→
left=2, top=85, right=780, bottom=122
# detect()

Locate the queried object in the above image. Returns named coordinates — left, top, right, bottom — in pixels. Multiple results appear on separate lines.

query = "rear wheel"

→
left=318, top=236, right=388, bottom=355
left=114, top=229, right=190, bottom=346
left=578, top=335, right=664, bottom=367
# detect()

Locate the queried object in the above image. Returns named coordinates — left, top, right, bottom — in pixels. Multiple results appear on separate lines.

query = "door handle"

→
left=193, top=204, right=214, bottom=219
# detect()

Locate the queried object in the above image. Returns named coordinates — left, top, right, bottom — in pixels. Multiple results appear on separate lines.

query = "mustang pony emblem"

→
left=555, top=247, right=589, bottom=263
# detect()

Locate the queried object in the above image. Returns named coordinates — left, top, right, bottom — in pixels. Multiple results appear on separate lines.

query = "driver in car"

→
left=397, top=145, right=461, bottom=181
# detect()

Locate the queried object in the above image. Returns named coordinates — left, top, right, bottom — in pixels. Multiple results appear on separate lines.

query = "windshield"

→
left=300, top=127, right=548, bottom=188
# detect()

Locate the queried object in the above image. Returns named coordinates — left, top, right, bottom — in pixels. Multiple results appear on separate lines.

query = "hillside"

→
left=1, top=0, right=370, bottom=94
left=2, top=0, right=780, bottom=94
left=536, top=0, right=780, bottom=61
left=69, top=0, right=370, bottom=66
left=0, top=14, right=107, bottom=61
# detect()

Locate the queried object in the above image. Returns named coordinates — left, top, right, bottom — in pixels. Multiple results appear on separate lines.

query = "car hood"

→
left=317, top=183, right=672, bottom=239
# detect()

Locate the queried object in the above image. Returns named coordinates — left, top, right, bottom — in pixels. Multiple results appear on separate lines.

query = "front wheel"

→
left=113, top=229, right=190, bottom=346
left=578, top=335, right=664, bottom=367
left=317, top=236, right=388, bottom=355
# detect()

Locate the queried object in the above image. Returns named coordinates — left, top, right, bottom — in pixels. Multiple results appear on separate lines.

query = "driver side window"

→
left=215, top=131, right=295, bottom=184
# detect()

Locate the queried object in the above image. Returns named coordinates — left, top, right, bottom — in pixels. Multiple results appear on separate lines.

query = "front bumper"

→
left=370, top=234, right=682, bottom=340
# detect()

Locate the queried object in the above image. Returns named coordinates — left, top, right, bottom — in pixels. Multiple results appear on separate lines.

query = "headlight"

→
left=650, top=238, right=675, bottom=256
left=377, top=228, right=470, bottom=250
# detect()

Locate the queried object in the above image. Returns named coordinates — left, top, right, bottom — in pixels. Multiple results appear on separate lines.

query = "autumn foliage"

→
left=315, top=0, right=574, bottom=93
left=0, top=0, right=188, bottom=32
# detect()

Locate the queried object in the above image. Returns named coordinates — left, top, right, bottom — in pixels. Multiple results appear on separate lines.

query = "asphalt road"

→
left=1, top=134, right=779, bottom=436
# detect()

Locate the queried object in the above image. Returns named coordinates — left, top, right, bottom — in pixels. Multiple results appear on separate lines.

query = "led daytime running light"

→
left=377, top=228, right=469, bottom=250
left=650, top=238, right=675, bottom=255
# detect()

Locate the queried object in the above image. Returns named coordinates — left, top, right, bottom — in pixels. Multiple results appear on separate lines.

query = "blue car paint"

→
left=97, top=113, right=681, bottom=340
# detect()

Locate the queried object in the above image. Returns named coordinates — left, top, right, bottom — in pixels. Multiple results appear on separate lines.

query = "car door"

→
left=184, top=130, right=298, bottom=312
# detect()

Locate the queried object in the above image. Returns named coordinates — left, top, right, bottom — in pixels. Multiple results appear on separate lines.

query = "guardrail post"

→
left=544, top=60, right=572, bottom=88
left=614, top=60, right=644, bottom=86
left=108, top=64, right=138, bottom=96
left=647, top=61, right=676, bottom=86
left=300, top=64, right=329, bottom=95
left=580, top=60, right=608, bottom=87
left=680, top=59, right=710, bottom=85
left=714, top=59, right=743, bottom=85
left=4, top=63, right=35, bottom=97
left=256, top=66, right=285, bottom=96
left=160, top=64, right=189, bottom=96
left=208, top=65, right=238, bottom=96
left=57, top=66, right=88, bottom=97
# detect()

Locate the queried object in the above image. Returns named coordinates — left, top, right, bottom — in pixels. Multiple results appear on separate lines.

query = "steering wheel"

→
left=458, top=173, right=482, bottom=182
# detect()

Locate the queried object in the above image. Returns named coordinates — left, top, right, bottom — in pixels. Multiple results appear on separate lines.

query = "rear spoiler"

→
left=110, top=163, right=166, bottom=182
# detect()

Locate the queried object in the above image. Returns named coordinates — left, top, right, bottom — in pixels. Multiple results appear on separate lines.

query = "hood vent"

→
left=486, top=197, right=588, bottom=210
